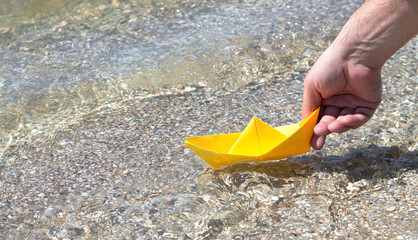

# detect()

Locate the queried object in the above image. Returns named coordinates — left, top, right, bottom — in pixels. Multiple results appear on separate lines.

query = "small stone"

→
left=386, top=207, right=396, bottom=212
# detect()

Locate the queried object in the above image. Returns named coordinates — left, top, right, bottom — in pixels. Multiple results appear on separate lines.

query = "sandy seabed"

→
left=0, top=0, right=417, bottom=239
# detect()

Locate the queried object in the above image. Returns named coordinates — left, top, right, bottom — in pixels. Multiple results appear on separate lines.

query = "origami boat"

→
left=185, top=107, right=320, bottom=168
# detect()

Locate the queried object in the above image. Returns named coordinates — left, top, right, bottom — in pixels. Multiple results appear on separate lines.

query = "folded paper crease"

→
left=185, top=107, right=320, bottom=168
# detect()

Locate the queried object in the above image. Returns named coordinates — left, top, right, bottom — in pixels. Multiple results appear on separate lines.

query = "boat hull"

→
left=185, top=108, right=320, bottom=168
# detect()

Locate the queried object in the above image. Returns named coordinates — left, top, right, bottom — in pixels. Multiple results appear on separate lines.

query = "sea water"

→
left=1, top=0, right=417, bottom=239
left=0, top=0, right=360, bottom=147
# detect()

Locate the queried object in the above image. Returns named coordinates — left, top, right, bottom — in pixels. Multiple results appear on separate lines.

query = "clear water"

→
left=0, top=0, right=360, bottom=145
left=1, top=0, right=417, bottom=239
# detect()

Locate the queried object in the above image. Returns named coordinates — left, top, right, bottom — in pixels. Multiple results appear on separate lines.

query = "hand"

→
left=302, top=46, right=382, bottom=150
left=301, top=0, right=417, bottom=150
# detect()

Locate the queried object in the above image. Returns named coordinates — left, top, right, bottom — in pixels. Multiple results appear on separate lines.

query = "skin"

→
left=302, top=0, right=418, bottom=150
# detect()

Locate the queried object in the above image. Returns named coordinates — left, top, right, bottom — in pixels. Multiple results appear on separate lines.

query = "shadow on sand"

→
left=208, top=145, right=417, bottom=187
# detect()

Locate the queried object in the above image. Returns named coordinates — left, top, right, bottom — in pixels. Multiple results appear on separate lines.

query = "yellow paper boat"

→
left=185, top=107, right=320, bottom=168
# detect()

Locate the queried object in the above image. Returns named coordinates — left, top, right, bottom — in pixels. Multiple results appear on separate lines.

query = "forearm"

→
left=331, top=0, right=418, bottom=69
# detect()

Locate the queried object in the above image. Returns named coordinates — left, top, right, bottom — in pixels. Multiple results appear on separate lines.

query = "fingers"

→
left=311, top=135, right=326, bottom=150
left=314, top=106, right=340, bottom=136
left=329, top=107, right=375, bottom=131
left=327, top=107, right=355, bottom=133
left=302, top=73, right=327, bottom=150
left=313, top=105, right=376, bottom=149
left=311, top=106, right=340, bottom=150
left=322, top=95, right=380, bottom=110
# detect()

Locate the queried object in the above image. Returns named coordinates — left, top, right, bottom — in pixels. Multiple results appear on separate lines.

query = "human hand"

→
left=302, top=46, right=382, bottom=150
left=301, top=0, right=417, bottom=150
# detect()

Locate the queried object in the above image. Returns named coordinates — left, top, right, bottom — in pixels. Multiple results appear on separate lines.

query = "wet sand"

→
left=1, top=37, right=417, bottom=238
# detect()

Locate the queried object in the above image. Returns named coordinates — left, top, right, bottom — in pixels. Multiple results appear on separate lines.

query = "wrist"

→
left=330, top=36, right=384, bottom=71
left=329, top=0, right=418, bottom=70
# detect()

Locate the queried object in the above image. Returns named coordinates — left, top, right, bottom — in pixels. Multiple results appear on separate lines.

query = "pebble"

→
left=1, top=0, right=417, bottom=239
left=386, top=207, right=396, bottom=212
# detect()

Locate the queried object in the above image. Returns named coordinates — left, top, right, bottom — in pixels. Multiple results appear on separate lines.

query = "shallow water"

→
left=1, top=0, right=417, bottom=239
left=0, top=0, right=358, bottom=145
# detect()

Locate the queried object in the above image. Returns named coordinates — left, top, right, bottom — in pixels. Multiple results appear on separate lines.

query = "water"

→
left=1, top=0, right=417, bottom=239
left=0, top=0, right=358, bottom=146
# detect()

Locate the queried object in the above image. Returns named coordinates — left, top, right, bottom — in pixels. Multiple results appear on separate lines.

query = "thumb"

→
left=302, top=77, right=322, bottom=120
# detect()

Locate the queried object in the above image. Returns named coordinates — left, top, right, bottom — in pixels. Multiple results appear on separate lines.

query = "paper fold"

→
left=185, top=107, right=320, bottom=168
